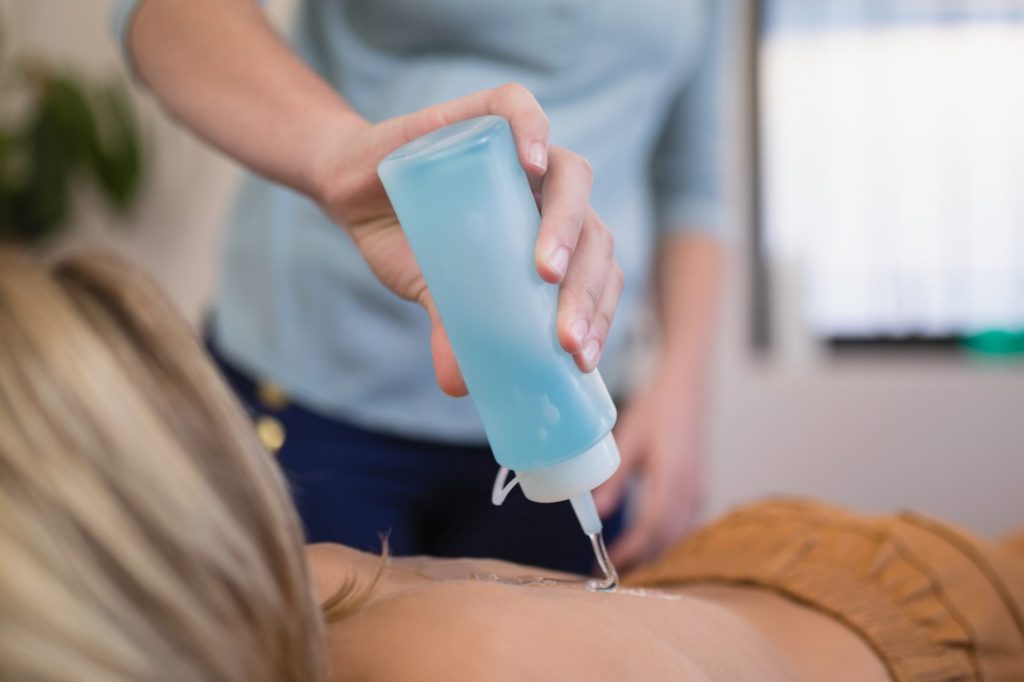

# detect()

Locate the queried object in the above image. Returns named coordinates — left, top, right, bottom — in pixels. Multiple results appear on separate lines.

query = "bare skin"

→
left=307, top=545, right=890, bottom=682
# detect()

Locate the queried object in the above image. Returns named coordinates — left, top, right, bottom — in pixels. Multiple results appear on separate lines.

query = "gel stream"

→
left=588, top=532, right=619, bottom=591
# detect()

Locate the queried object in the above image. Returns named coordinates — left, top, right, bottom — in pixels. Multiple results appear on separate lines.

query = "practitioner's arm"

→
left=126, top=0, right=622, bottom=392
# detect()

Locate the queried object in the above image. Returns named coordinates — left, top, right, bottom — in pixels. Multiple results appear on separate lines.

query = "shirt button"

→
left=256, top=415, right=286, bottom=454
left=257, top=381, right=290, bottom=411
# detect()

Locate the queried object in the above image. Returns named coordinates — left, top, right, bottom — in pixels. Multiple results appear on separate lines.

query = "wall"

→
left=5, top=0, right=1021, bottom=536
left=1, top=0, right=257, bottom=324
left=705, top=3, right=1024, bottom=535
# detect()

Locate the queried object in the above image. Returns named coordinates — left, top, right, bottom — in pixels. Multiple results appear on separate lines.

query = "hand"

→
left=593, top=367, right=708, bottom=570
left=312, top=84, right=622, bottom=396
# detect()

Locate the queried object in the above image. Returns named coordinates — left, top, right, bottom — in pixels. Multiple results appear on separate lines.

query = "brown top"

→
left=625, top=499, right=1024, bottom=682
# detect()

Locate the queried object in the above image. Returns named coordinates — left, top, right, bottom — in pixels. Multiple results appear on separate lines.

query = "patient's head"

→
left=0, top=249, right=326, bottom=681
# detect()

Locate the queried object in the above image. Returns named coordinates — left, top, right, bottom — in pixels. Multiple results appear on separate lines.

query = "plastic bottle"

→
left=377, top=115, right=620, bottom=543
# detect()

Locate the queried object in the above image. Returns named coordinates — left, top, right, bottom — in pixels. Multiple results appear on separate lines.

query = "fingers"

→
left=593, top=415, right=641, bottom=517
left=419, top=291, right=469, bottom=397
left=556, top=208, right=617, bottom=370
left=486, top=83, right=550, bottom=173
left=534, top=146, right=621, bottom=371
left=534, top=147, right=593, bottom=283
left=583, top=262, right=623, bottom=367
left=608, top=481, right=665, bottom=569
left=604, top=426, right=676, bottom=568
left=393, top=85, right=623, bottom=373
left=592, top=466, right=630, bottom=520
left=398, top=83, right=550, bottom=173
left=608, top=465, right=703, bottom=570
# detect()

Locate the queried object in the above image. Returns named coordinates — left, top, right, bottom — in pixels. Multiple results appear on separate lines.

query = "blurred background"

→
left=3, top=0, right=1021, bottom=535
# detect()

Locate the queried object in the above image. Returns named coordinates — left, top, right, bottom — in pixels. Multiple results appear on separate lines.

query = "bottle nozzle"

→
left=569, top=492, right=603, bottom=535
left=571, top=492, right=619, bottom=591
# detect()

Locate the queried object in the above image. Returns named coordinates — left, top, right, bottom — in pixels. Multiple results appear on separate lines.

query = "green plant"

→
left=0, top=54, right=145, bottom=244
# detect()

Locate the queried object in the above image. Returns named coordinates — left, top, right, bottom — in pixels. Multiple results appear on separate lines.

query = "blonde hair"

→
left=0, top=248, right=327, bottom=681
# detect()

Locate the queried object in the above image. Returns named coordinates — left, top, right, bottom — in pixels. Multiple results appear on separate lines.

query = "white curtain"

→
left=761, top=0, right=1024, bottom=336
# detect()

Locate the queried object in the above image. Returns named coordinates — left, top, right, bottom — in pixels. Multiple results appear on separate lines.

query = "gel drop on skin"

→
left=378, top=116, right=620, bottom=589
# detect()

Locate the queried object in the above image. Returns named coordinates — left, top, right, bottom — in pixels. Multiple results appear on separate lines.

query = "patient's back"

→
left=326, top=579, right=798, bottom=682
left=309, top=545, right=800, bottom=682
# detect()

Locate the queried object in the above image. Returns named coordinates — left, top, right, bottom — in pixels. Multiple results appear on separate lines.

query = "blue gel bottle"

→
left=378, top=116, right=620, bottom=546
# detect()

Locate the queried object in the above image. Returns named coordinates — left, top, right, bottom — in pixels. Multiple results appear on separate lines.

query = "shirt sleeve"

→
left=651, top=0, right=730, bottom=238
left=110, top=0, right=144, bottom=75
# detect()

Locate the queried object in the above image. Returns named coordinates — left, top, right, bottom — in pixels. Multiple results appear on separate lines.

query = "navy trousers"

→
left=210, top=343, right=624, bottom=574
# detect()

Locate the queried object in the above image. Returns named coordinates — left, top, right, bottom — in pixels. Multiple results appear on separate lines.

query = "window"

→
left=758, top=0, right=1024, bottom=342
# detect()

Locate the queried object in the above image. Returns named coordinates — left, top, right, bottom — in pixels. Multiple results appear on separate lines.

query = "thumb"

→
left=419, top=291, right=468, bottom=397
left=389, top=83, right=550, bottom=175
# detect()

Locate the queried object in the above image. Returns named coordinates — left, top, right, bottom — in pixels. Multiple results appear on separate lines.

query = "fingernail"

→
left=528, top=141, right=547, bottom=170
left=572, top=318, right=589, bottom=345
left=583, top=338, right=601, bottom=366
left=549, top=246, right=570, bottom=277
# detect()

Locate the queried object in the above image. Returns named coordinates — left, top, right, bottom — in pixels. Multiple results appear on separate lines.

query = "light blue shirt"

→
left=116, top=0, right=727, bottom=443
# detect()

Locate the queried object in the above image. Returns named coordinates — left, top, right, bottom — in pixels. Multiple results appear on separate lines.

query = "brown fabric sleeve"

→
left=624, top=499, right=1024, bottom=682
left=1000, top=529, right=1024, bottom=558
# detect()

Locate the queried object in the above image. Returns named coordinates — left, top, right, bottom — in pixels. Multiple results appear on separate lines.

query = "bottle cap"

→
left=515, top=434, right=621, bottom=504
